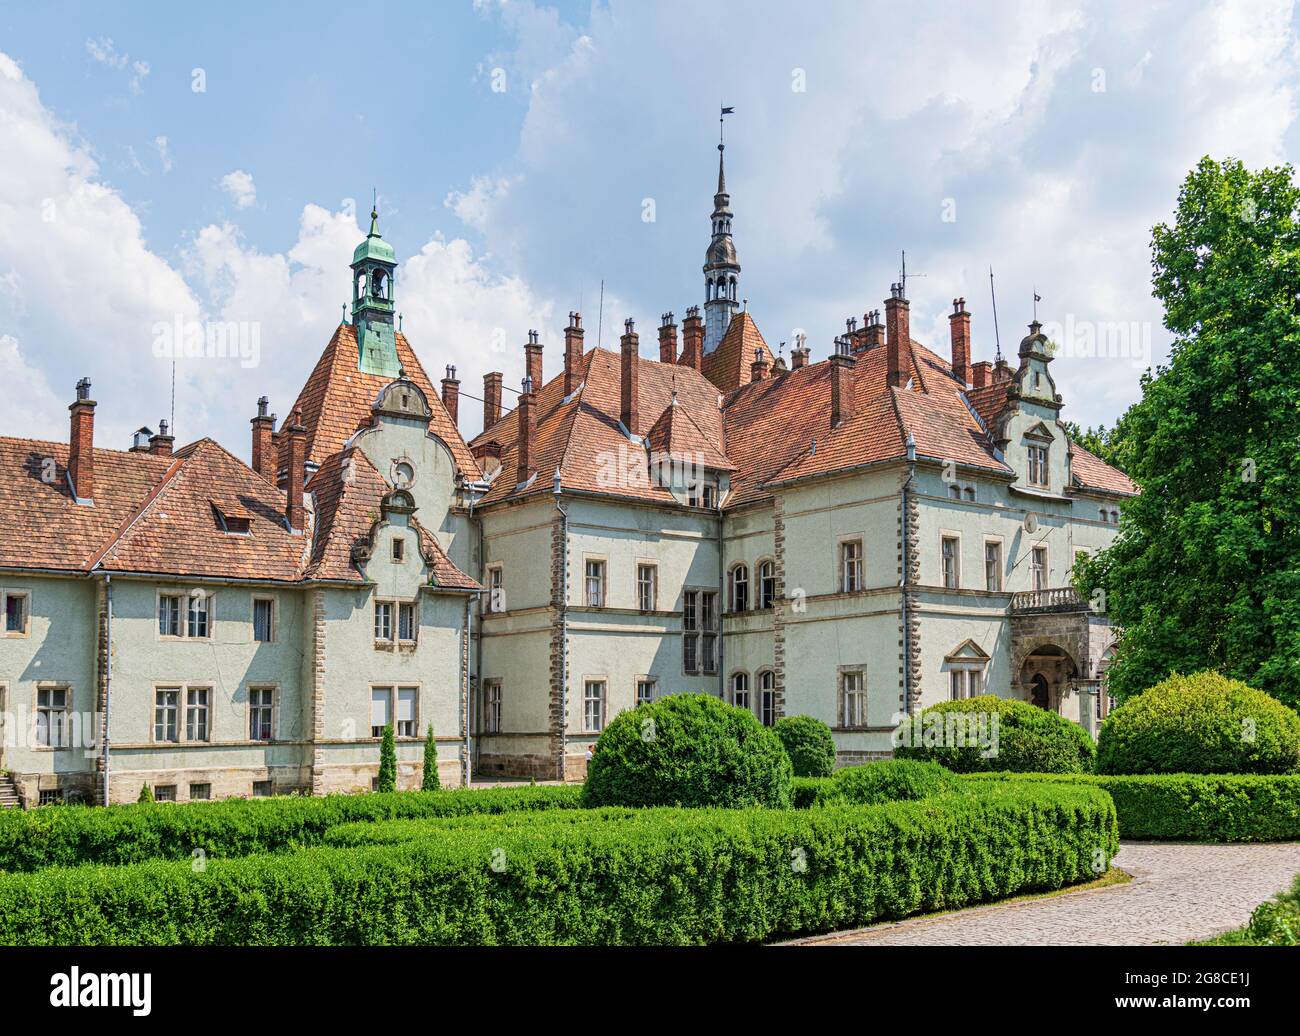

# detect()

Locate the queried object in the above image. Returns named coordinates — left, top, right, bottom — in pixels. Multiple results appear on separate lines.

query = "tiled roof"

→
left=287, top=323, right=480, bottom=480
left=1070, top=442, right=1137, bottom=495
left=645, top=396, right=735, bottom=472
left=699, top=312, right=775, bottom=392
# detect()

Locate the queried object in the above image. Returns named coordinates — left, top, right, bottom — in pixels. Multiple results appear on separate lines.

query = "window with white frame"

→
left=482, top=679, right=502, bottom=734
left=1031, top=546, right=1048, bottom=591
left=1027, top=443, right=1049, bottom=487
left=730, top=671, right=750, bottom=711
left=396, top=687, right=418, bottom=737
left=840, top=671, right=866, bottom=728
left=249, top=687, right=275, bottom=741
left=186, top=687, right=211, bottom=741
left=398, top=601, right=417, bottom=642
left=584, top=559, right=606, bottom=608
left=949, top=668, right=982, bottom=700
left=583, top=680, right=606, bottom=732
left=729, top=564, right=749, bottom=612
left=840, top=539, right=863, bottom=593
left=158, top=594, right=181, bottom=637
left=636, top=678, right=656, bottom=707
left=371, top=687, right=392, bottom=738
left=941, top=536, right=960, bottom=589
left=984, top=540, right=1003, bottom=591
left=374, top=600, right=393, bottom=642
left=486, top=565, right=504, bottom=613
left=636, top=563, right=657, bottom=612
left=187, top=592, right=211, bottom=638
left=35, top=685, right=70, bottom=747
left=759, top=670, right=776, bottom=727
left=154, top=688, right=180, bottom=743
left=3, top=590, right=29, bottom=635
left=682, top=589, right=719, bottom=675
left=758, top=560, right=775, bottom=609
left=252, top=597, right=274, bottom=643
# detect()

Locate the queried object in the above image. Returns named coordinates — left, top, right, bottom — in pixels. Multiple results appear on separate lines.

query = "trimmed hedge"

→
left=894, top=695, right=1096, bottom=773
left=773, top=716, right=837, bottom=777
left=814, top=760, right=964, bottom=806
left=582, top=694, right=793, bottom=809
left=963, top=772, right=1300, bottom=841
left=0, top=785, right=583, bottom=872
left=0, top=782, right=1117, bottom=945
left=792, top=777, right=831, bottom=809
left=1097, top=671, right=1300, bottom=775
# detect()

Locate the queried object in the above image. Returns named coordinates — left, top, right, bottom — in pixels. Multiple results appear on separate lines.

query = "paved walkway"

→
left=790, top=842, right=1300, bottom=946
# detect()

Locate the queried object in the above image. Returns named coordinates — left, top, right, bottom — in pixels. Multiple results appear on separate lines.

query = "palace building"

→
left=0, top=142, right=1134, bottom=805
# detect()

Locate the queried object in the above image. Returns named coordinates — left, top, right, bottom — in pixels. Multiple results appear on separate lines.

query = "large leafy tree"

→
left=1076, top=157, right=1300, bottom=708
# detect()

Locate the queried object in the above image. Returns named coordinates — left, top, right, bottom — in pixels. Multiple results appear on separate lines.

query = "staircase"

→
left=0, top=773, right=21, bottom=809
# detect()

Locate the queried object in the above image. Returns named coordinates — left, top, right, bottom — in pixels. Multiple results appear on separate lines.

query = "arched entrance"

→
left=1029, top=673, right=1050, bottom=710
left=1018, top=645, right=1077, bottom=716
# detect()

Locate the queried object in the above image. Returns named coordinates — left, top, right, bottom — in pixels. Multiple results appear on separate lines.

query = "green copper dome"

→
left=352, top=208, right=396, bottom=265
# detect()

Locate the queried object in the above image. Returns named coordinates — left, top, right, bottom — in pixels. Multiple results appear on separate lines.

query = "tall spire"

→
left=703, top=106, right=740, bottom=355
left=350, top=194, right=401, bottom=377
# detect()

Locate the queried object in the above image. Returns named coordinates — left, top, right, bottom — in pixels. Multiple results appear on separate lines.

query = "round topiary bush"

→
left=581, top=693, right=794, bottom=809
left=818, top=758, right=962, bottom=806
left=1096, top=671, right=1300, bottom=775
left=894, top=695, right=1096, bottom=773
left=773, top=715, right=837, bottom=777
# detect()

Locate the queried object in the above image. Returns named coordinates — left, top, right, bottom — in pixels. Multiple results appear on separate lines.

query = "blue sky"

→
left=1, top=0, right=1298, bottom=452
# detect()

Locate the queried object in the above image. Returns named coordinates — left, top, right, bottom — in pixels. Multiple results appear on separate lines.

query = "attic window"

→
left=392, top=537, right=405, bottom=562
left=212, top=500, right=252, bottom=535
left=225, top=516, right=251, bottom=534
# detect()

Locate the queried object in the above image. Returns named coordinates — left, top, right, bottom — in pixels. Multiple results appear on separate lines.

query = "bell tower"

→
left=703, top=112, right=741, bottom=354
left=351, top=203, right=401, bottom=377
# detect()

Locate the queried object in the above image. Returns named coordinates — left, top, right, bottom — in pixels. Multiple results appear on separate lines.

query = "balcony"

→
left=1010, top=587, right=1087, bottom=613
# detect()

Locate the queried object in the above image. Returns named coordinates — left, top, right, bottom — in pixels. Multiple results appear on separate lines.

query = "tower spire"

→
left=703, top=106, right=740, bottom=355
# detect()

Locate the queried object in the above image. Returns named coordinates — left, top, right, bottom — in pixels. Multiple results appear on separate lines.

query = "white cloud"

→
left=153, top=135, right=173, bottom=173
left=84, top=37, right=149, bottom=94
left=220, top=169, right=257, bottom=209
left=0, top=334, right=63, bottom=441
left=444, top=175, right=515, bottom=232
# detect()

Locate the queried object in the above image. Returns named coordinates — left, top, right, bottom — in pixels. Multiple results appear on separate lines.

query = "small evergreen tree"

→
left=377, top=723, right=397, bottom=793
left=137, top=783, right=153, bottom=804
left=421, top=723, right=441, bottom=791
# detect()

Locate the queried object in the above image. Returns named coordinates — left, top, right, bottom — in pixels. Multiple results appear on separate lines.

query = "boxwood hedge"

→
left=0, top=785, right=583, bottom=872
left=812, top=760, right=964, bottom=806
left=962, top=772, right=1300, bottom=841
left=0, top=782, right=1116, bottom=945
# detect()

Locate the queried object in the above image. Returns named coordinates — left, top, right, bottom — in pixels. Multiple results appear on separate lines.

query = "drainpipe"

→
left=552, top=467, right=569, bottom=780
left=460, top=594, right=473, bottom=788
left=466, top=485, right=486, bottom=784
left=901, top=434, right=916, bottom=717
left=101, top=573, right=113, bottom=806
left=716, top=489, right=725, bottom=699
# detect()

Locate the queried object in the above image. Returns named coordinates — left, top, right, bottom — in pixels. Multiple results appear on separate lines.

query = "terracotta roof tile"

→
left=700, top=312, right=775, bottom=392
left=1070, top=442, right=1137, bottom=495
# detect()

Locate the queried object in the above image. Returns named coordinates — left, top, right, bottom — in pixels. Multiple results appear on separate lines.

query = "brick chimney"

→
left=864, top=309, right=884, bottom=349
left=791, top=334, right=810, bottom=370
left=524, top=330, right=543, bottom=395
left=68, top=378, right=95, bottom=502
left=885, top=285, right=910, bottom=389
left=750, top=347, right=769, bottom=382
left=285, top=410, right=307, bottom=533
left=971, top=361, right=992, bottom=388
left=680, top=306, right=704, bottom=371
left=251, top=396, right=276, bottom=480
left=149, top=419, right=174, bottom=456
left=619, top=318, right=641, bottom=437
left=441, top=366, right=460, bottom=428
left=830, top=339, right=854, bottom=427
left=516, top=376, right=536, bottom=484
left=949, top=297, right=971, bottom=386
left=564, top=312, right=584, bottom=396
left=483, top=371, right=503, bottom=432
left=658, top=313, right=678, bottom=364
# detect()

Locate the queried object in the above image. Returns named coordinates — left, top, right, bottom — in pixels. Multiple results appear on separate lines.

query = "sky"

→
left=1, top=0, right=1297, bottom=456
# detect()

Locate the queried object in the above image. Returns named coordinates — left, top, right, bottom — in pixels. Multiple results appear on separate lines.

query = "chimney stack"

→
left=863, top=309, right=884, bottom=349
left=948, top=297, right=971, bottom=386
left=830, top=338, right=854, bottom=427
left=680, top=306, right=704, bottom=371
left=516, top=376, right=536, bottom=484
left=251, top=396, right=277, bottom=480
left=483, top=371, right=503, bottom=432
left=791, top=333, right=811, bottom=370
left=285, top=409, right=307, bottom=533
left=971, top=361, right=992, bottom=388
left=619, top=318, right=641, bottom=437
left=149, top=419, right=174, bottom=456
left=524, top=330, right=543, bottom=396
left=885, top=285, right=910, bottom=389
left=658, top=313, right=678, bottom=364
left=750, top=347, right=769, bottom=382
left=441, top=365, right=460, bottom=428
left=68, top=378, right=95, bottom=503
left=564, top=312, right=584, bottom=396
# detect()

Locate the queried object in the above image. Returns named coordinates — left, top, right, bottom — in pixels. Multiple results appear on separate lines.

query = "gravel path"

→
left=789, top=842, right=1300, bottom=946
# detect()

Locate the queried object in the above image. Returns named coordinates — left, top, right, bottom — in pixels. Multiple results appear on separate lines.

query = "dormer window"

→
left=212, top=499, right=252, bottom=535
left=1027, top=444, right=1049, bottom=488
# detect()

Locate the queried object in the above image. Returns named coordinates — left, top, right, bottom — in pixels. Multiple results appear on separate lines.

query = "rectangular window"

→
left=758, top=561, right=776, bottom=610
left=374, top=601, right=393, bottom=641
left=683, top=592, right=698, bottom=674
left=731, top=673, right=750, bottom=711
left=398, top=601, right=417, bottom=642
left=154, top=784, right=177, bottom=802
left=840, top=540, right=863, bottom=593
left=371, top=687, right=392, bottom=738
left=1031, top=546, right=1048, bottom=591
left=730, top=565, right=748, bottom=612
left=187, top=593, right=210, bottom=639
left=984, top=541, right=1003, bottom=592
left=4, top=592, right=28, bottom=634
left=38, top=789, right=63, bottom=806
left=392, top=537, right=405, bottom=562
left=700, top=590, right=718, bottom=674
left=636, top=678, right=656, bottom=707
left=950, top=669, right=982, bottom=700
left=249, top=687, right=274, bottom=741
left=252, top=598, right=274, bottom=643
left=186, top=687, right=210, bottom=742
left=189, top=783, right=211, bottom=801
left=688, top=480, right=717, bottom=508
left=35, top=686, right=69, bottom=748
left=252, top=780, right=273, bottom=798
left=584, top=560, right=605, bottom=608
left=760, top=685, right=776, bottom=728
left=396, top=687, right=417, bottom=737
left=583, top=680, right=606, bottom=732
left=1028, top=444, right=1049, bottom=487
left=486, top=566, right=504, bottom=613
left=154, top=688, right=180, bottom=743
left=841, top=672, right=866, bottom=728
left=942, top=536, right=960, bottom=589
left=158, top=594, right=181, bottom=637
left=482, top=680, right=502, bottom=734
left=636, top=563, right=657, bottom=612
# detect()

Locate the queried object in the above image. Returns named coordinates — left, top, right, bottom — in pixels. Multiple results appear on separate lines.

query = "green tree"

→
left=377, top=724, right=397, bottom=793
left=1075, top=157, right=1300, bottom=707
left=137, top=784, right=153, bottom=804
left=421, top=723, right=441, bottom=791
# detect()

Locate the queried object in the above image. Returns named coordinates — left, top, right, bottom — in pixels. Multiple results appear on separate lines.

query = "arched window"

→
left=730, top=671, right=750, bottom=711
left=730, top=563, right=749, bottom=613
left=758, top=560, right=775, bottom=609
left=759, top=670, right=776, bottom=726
